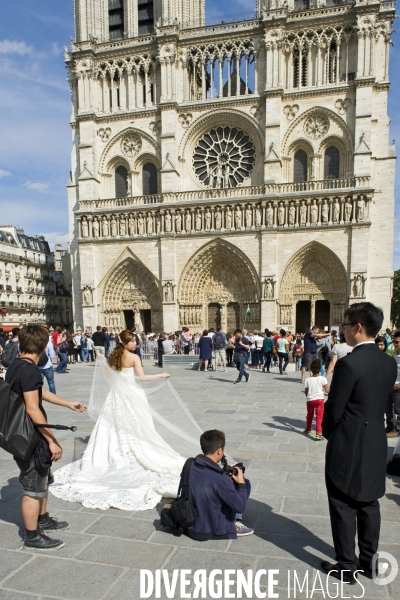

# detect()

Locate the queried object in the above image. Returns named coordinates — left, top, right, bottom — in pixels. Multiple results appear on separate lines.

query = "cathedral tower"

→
left=66, top=0, right=396, bottom=333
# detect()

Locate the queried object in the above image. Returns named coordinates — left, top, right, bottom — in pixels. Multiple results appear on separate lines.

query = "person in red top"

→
left=52, top=327, right=61, bottom=350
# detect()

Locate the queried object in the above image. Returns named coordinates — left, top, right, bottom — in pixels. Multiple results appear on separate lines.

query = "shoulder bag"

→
left=161, top=457, right=198, bottom=530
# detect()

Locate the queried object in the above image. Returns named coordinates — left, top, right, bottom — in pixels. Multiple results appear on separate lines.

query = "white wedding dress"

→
left=50, top=366, right=192, bottom=511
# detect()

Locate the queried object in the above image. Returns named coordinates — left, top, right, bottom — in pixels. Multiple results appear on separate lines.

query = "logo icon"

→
left=372, top=551, right=398, bottom=586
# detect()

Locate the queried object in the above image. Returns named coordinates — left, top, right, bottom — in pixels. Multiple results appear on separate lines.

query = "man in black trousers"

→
left=321, top=302, right=397, bottom=584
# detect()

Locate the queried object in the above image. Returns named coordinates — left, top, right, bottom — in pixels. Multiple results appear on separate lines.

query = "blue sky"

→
left=0, top=0, right=399, bottom=264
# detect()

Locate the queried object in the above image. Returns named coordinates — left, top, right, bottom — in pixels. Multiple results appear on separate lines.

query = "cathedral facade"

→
left=67, top=0, right=396, bottom=333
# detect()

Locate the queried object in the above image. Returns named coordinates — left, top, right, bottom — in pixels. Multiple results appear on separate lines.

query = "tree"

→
left=391, top=269, right=400, bottom=327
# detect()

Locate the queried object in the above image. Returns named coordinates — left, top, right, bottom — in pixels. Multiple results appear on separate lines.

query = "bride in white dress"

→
left=50, top=330, right=201, bottom=511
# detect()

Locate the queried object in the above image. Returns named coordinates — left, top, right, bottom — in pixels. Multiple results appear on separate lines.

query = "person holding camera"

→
left=184, top=429, right=253, bottom=540
left=5, top=325, right=87, bottom=551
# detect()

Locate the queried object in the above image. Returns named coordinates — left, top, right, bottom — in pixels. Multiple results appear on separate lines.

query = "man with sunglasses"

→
left=321, top=302, right=397, bottom=584
left=387, top=331, right=400, bottom=437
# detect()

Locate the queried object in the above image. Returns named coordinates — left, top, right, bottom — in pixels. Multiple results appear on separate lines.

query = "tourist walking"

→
left=386, top=330, right=400, bottom=438
left=252, top=331, right=264, bottom=370
left=262, top=330, right=274, bottom=373
left=86, top=335, right=95, bottom=362
left=212, top=326, right=227, bottom=372
left=38, top=339, right=56, bottom=393
left=304, top=358, right=329, bottom=440
left=276, top=329, right=290, bottom=375
left=321, top=302, right=397, bottom=583
left=226, top=332, right=235, bottom=367
left=54, top=335, right=69, bottom=373
left=292, top=336, right=303, bottom=371
left=92, top=326, right=107, bottom=357
left=198, top=330, right=212, bottom=371
left=233, top=329, right=250, bottom=384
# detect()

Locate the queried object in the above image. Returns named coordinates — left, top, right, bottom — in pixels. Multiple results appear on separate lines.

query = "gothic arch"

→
left=99, top=126, right=160, bottom=173
left=178, top=239, right=261, bottom=330
left=278, top=241, right=349, bottom=327
left=100, top=253, right=162, bottom=330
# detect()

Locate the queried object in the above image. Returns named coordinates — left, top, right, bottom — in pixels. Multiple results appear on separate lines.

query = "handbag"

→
left=161, top=457, right=198, bottom=530
left=233, top=351, right=243, bottom=363
left=0, top=363, right=40, bottom=460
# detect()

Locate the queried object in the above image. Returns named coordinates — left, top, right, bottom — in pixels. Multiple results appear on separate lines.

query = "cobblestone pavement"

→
left=0, top=361, right=399, bottom=599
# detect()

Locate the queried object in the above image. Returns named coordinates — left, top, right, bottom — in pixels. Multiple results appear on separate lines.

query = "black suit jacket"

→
left=322, top=343, right=397, bottom=502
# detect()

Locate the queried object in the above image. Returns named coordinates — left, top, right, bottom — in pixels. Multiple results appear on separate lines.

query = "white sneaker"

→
left=235, top=521, right=254, bottom=536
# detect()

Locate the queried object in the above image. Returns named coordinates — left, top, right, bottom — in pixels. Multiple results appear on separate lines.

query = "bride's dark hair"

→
left=107, top=330, right=136, bottom=371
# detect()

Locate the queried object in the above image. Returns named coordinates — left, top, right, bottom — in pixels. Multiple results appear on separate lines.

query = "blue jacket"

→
left=186, top=455, right=248, bottom=540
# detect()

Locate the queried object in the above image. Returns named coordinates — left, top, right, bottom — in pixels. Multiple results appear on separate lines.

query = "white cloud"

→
left=24, top=181, right=49, bottom=193
left=0, top=39, right=33, bottom=56
left=50, top=42, right=62, bottom=56
left=0, top=169, right=11, bottom=178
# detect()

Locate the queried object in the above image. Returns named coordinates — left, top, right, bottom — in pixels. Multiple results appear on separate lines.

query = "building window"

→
left=109, top=0, right=124, bottom=40
left=59, top=311, right=63, bottom=321
left=115, top=166, right=128, bottom=198
left=138, top=0, right=154, bottom=35
left=66, top=311, right=70, bottom=322
left=294, top=150, right=308, bottom=182
left=142, top=163, right=158, bottom=195
left=324, top=146, right=340, bottom=179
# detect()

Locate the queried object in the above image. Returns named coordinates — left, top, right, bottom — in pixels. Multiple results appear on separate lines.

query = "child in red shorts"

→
left=304, top=358, right=329, bottom=440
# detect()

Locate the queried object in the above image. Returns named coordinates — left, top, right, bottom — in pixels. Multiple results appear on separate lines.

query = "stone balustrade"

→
left=78, top=177, right=371, bottom=212
left=78, top=193, right=371, bottom=240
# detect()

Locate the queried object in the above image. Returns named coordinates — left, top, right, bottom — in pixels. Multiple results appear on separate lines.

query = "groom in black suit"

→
left=321, top=302, right=397, bottom=583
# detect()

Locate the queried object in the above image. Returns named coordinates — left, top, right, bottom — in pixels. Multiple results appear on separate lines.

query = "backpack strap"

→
left=177, top=457, right=195, bottom=500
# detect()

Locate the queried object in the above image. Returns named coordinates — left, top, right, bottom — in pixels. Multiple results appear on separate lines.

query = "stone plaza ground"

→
left=0, top=361, right=399, bottom=600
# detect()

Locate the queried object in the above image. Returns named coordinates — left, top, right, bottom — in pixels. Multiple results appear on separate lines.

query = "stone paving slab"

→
left=0, top=362, right=399, bottom=599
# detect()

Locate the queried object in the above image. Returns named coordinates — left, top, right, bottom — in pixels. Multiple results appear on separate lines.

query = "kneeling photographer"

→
left=184, top=429, right=253, bottom=540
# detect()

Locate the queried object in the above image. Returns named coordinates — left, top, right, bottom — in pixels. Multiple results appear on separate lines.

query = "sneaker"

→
left=303, top=429, right=313, bottom=436
left=246, top=373, right=251, bottom=383
left=38, top=513, right=69, bottom=532
left=386, top=431, right=399, bottom=438
left=235, top=521, right=254, bottom=537
left=24, top=530, right=65, bottom=551
left=223, top=369, right=227, bottom=372
left=315, top=434, right=324, bottom=441
left=234, top=380, right=241, bottom=384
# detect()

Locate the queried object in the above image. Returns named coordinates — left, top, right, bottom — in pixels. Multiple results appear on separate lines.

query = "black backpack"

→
left=37, top=352, right=49, bottom=367
left=1, top=341, right=19, bottom=368
left=0, top=362, right=39, bottom=460
left=161, top=458, right=198, bottom=530
left=213, top=332, right=226, bottom=349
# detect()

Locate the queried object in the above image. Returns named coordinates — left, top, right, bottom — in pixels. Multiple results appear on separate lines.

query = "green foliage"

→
left=391, top=269, right=400, bottom=327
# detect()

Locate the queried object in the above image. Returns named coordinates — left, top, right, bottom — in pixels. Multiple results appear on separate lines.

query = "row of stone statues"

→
left=80, top=196, right=369, bottom=238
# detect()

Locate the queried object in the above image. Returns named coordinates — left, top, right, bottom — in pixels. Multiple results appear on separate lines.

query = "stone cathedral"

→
left=67, top=0, right=396, bottom=333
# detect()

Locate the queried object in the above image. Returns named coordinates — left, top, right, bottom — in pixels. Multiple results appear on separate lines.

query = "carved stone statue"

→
left=300, top=201, right=307, bottom=225
left=119, top=218, right=126, bottom=236
left=310, top=202, right=318, bottom=224
left=264, top=278, right=273, bottom=299
left=344, top=200, right=352, bottom=222
left=235, top=206, right=241, bottom=229
left=92, top=219, right=99, bottom=238
left=111, top=217, right=117, bottom=237
left=277, top=202, right=285, bottom=226
left=129, top=215, right=135, bottom=236
left=255, top=205, right=262, bottom=227
left=138, top=214, right=144, bottom=235
left=266, top=203, right=273, bottom=226
left=156, top=212, right=162, bottom=234
left=288, top=204, right=295, bottom=226
left=185, top=210, right=192, bottom=232
left=175, top=212, right=182, bottom=233
left=354, top=274, right=364, bottom=298
left=245, top=205, right=252, bottom=228
left=179, top=308, right=184, bottom=323
left=356, top=198, right=365, bottom=221
left=147, top=214, right=153, bottom=235
left=82, top=218, right=88, bottom=238
left=321, top=201, right=329, bottom=223
left=165, top=211, right=172, bottom=232
left=215, top=207, right=222, bottom=230
left=195, top=210, right=202, bottom=231
left=333, top=200, right=340, bottom=223
left=83, top=287, right=92, bottom=306
left=205, top=209, right=211, bottom=231
left=164, top=282, right=174, bottom=302
left=225, top=206, right=232, bottom=229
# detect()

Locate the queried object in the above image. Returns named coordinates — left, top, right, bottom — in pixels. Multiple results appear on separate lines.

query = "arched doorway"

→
left=101, top=256, right=162, bottom=331
left=178, top=239, right=260, bottom=332
left=280, top=242, right=348, bottom=331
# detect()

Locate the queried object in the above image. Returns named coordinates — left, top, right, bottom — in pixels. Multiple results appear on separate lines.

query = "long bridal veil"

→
left=50, top=356, right=204, bottom=510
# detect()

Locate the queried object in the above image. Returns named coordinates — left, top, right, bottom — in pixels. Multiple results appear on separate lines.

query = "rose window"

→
left=193, top=127, right=256, bottom=188
left=121, top=134, right=142, bottom=157
left=304, top=115, right=330, bottom=139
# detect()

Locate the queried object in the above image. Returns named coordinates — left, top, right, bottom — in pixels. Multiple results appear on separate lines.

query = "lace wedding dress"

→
left=50, top=365, right=195, bottom=511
